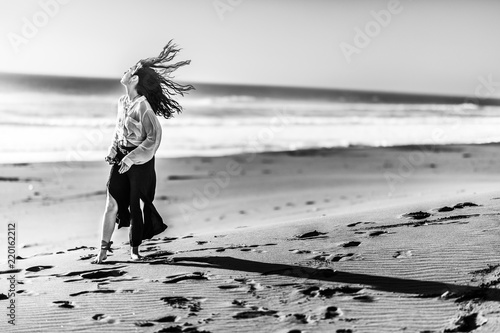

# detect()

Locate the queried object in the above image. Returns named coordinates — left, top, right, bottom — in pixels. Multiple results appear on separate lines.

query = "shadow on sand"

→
left=138, top=255, right=500, bottom=302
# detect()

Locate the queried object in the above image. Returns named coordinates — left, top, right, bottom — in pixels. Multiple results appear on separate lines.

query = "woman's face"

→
left=120, top=65, right=139, bottom=86
left=120, top=66, right=133, bottom=85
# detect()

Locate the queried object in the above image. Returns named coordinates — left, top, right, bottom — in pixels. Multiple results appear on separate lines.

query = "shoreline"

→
left=2, top=141, right=500, bottom=166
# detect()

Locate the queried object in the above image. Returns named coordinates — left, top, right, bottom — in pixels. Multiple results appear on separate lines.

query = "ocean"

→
left=1, top=73, right=500, bottom=164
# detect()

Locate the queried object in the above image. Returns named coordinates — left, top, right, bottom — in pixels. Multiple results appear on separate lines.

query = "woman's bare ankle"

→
left=130, top=246, right=142, bottom=260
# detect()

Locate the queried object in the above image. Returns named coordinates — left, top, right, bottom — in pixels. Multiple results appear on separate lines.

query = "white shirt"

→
left=108, top=95, right=162, bottom=166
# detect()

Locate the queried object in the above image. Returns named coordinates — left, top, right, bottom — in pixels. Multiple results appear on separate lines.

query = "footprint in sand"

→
left=347, top=221, right=376, bottom=227
left=402, top=211, right=431, bottom=220
left=160, top=296, right=206, bottom=312
left=70, top=289, right=116, bottom=296
left=26, top=265, right=53, bottom=272
left=154, top=315, right=179, bottom=322
left=324, top=306, right=343, bottom=319
left=0, top=269, right=22, bottom=275
left=134, top=321, right=155, bottom=327
left=437, top=206, right=454, bottom=212
left=325, top=253, right=357, bottom=262
left=341, top=241, right=361, bottom=248
left=52, top=300, right=75, bottom=308
left=353, top=295, right=375, bottom=302
left=92, top=313, right=118, bottom=324
left=283, top=313, right=316, bottom=324
left=368, top=231, right=387, bottom=237
left=393, top=250, right=412, bottom=259
left=294, top=230, right=328, bottom=239
left=233, top=309, right=278, bottom=319
left=218, top=285, right=243, bottom=290
left=447, top=312, right=487, bottom=332
left=81, top=269, right=126, bottom=279
left=290, top=249, right=312, bottom=254
left=156, top=325, right=210, bottom=333
left=437, top=202, right=479, bottom=213
left=67, top=246, right=94, bottom=251
left=300, top=285, right=363, bottom=298
left=79, top=254, right=97, bottom=261
left=163, top=272, right=208, bottom=283
left=144, top=249, right=175, bottom=258
left=232, top=299, right=248, bottom=307
left=162, top=237, right=179, bottom=242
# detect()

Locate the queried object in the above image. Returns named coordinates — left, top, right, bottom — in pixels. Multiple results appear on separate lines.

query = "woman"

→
left=92, top=40, right=194, bottom=264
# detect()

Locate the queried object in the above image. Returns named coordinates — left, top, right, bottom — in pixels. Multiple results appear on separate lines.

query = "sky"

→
left=0, top=0, right=499, bottom=97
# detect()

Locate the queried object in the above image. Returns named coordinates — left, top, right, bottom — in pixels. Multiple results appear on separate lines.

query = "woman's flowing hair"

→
left=134, top=40, right=195, bottom=119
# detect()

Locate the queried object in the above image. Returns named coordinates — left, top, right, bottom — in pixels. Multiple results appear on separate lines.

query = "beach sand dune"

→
left=2, top=143, right=500, bottom=332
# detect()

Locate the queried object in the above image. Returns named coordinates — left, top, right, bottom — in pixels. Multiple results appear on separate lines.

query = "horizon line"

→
left=0, top=71, right=498, bottom=103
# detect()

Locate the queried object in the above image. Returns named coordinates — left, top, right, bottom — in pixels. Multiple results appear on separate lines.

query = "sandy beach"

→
left=2, top=143, right=500, bottom=332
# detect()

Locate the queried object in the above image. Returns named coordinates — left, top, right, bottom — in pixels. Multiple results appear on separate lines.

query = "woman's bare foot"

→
left=91, top=240, right=113, bottom=264
left=130, top=246, right=143, bottom=261
left=91, top=250, right=108, bottom=264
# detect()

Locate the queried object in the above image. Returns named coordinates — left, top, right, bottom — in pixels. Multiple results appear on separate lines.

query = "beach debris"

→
left=402, top=211, right=431, bottom=220
left=295, top=230, right=328, bottom=239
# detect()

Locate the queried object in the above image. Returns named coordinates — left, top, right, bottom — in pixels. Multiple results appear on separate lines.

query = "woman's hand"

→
left=118, top=160, right=131, bottom=174
left=105, top=156, right=116, bottom=165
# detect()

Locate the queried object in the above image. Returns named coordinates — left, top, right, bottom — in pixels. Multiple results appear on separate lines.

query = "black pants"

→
left=107, top=146, right=168, bottom=247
